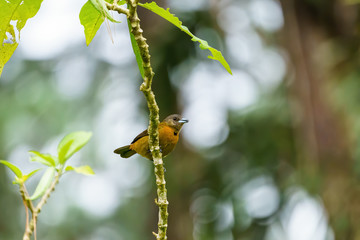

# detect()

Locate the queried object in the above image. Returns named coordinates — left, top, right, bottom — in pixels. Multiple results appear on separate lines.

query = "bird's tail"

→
left=114, top=145, right=136, bottom=158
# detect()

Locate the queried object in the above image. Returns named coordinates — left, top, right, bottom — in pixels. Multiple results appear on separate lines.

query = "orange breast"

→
left=129, top=124, right=179, bottom=160
left=159, top=125, right=179, bottom=157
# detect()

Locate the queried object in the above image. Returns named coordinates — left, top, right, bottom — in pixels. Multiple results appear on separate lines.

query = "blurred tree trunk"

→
left=280, top=0, right=360, bottom=239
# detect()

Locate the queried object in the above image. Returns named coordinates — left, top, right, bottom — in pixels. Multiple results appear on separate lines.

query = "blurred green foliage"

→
left=1, top=0, right=360, bottom=240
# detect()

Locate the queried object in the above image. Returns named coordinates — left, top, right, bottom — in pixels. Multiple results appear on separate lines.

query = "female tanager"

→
left=114, top=114, right=188, bottom=160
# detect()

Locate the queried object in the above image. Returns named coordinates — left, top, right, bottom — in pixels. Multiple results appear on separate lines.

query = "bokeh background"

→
left=1, top=0, right=360, bottom=239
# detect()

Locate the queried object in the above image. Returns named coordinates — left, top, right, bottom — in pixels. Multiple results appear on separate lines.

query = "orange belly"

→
left=159, top=125, right=179, bottom=157
left=130, top=125, right=179, bottom=160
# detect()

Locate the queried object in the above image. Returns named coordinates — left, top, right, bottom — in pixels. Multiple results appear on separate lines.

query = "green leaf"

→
left=138, top=2, right=232, bottom=74
left=57, top=131, right=92, bottom=164
left=127, top=19, right=145, bottom=79
left=65, top=165, right=95, bottom=176
left=0, top=0, right=45, bottom=77
left=58, top=140, right=73, bottom=164
left=14, top=168, right=41, bottom=184
left=90, top=0, right=120, bottom=23
left=0, top=160, right=22, bottom=178
left=30, top=167, right=55, bottom=200
left=80, top=0, right=105, bottom=46
left=24, top=168, right=41, bottom=181
left=29, top=151, right=56, bottom=167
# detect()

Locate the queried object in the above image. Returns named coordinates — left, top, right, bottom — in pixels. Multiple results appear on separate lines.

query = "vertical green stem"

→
left=112, top=0, right=169, bottom=239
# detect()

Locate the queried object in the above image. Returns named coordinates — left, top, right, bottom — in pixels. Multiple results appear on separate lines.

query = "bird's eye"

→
left=173, top=117, right=178, bottom=121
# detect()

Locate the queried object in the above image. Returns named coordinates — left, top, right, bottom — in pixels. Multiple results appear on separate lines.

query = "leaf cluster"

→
left=1, top=0, right=232, bottom=77
left=79, top=0, right=232, bottom=75
left=0, top=0, right=44, bottom=76
left=0, top=131, right=94, bottom=200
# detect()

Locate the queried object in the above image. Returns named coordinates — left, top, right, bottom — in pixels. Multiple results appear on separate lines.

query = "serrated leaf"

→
left=0, top=0, right=45, bottom=77
left=30, top=167, right=55, bottom=200
left=138, top=2, right=232, bottom=74
left=57, top=131, right=92, bottom=164
left=65, top=165, right=95, bottom=176
left=80, top=0, right=105, bottom=46
left=0, top=160, right=22, bottom=178
left=127, top=19, right=145, bottom=79
left=29, top=151, right=56, bottom=167
left=90, top=0, right=120, bottom=23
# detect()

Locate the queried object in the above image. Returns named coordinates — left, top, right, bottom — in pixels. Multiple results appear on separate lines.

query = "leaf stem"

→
left=22, top=172, right=61, bottom=240
left=105, top=2, right=129, bottom=16
left=19, top=185, right=35, bottom=213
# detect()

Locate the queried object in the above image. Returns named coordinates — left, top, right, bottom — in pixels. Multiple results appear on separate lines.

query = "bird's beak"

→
left=179, top=118, right=189, bottom=124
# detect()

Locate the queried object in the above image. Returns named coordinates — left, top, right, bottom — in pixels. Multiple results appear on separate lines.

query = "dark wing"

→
left=131, top=129, right=149, bottom=144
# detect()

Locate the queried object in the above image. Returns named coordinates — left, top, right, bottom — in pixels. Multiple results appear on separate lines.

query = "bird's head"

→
left=163, top=114, right=189, bottom=131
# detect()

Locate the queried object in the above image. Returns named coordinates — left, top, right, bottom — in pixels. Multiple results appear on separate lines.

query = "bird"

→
left=114, top=114, right=189, bottom=160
